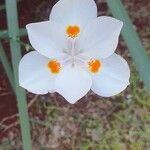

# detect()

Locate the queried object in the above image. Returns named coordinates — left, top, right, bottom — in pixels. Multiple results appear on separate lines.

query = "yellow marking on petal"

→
left=88, top=59, right=101, bottom=73
left=66, top=25, right=80, bottom=38
left=47, top=60, right=61, bottom=74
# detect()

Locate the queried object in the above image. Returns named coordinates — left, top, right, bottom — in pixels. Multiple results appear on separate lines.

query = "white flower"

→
left=19, top=0, right=130, bottom=104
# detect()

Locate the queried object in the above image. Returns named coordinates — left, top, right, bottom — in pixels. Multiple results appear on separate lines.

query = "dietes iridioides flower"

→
left=19, top=0, right=130, bottom=104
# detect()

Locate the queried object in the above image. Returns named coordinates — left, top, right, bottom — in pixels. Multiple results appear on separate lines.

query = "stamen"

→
left=47, top=60, right=61, bottom=74
left=66, top=25, right=80, bottom=38
left=88, top=59, right=101, bottom=73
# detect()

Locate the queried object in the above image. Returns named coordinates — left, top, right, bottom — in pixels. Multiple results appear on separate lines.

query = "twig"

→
left=3, top=122, right=19, bottom=131
left=0, top=95, right=38, bottom=131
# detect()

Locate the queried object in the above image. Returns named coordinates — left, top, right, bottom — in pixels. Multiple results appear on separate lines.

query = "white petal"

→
left=91, top=54, right=130, bottom=97
left=79, top=16, right=123, bottom=58
left=50, top=0, right=97, bottom=30
left=26, top=21, right=66, bottom=59
left=54, top=65, right=92, bottom=104
left=19, top=51, right=56, bottom=94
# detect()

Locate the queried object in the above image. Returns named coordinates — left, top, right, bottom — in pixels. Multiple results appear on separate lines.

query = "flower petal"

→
left=50, top=0, right=97, bottom=30
left=54, top=65, right=92, bottom=104
left=26, top=21, right=66, bottom=59
left=79, top=16, right=123, bottom=58
left=91, top=54, right=130, bottom=97
left=19, top=51, right=56, bottom=94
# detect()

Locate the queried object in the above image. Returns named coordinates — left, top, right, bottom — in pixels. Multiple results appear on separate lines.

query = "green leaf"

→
left=106, top=0, right=150, bottom=93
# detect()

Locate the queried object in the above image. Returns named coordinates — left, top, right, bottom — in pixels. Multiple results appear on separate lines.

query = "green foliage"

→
left=5, top=0, right=32, bottom=149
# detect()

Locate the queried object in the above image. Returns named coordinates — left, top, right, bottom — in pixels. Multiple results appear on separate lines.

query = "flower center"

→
left=66, top=25, right=80, bottom=38
left=88, top=59, right=101, bottom=73
left=47, top=40, right=101, bottom=75
left=47, top=60, right=61, bottom=74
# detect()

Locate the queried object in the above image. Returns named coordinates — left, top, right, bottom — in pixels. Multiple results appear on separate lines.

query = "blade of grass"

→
left=5, top=0, right=32, bottom=149
left=0, top=28, right=27, bottom=39
left=106, top=0, right=150, bottom=93
left=0, top=41, right=15, bottom=93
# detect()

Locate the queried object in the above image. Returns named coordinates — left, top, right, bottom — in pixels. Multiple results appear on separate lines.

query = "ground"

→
left=0, top=0, right=150, bottom=149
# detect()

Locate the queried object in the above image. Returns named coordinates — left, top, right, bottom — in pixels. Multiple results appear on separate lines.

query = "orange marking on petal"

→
left=66, top=25, right=80, bottom=38
left=88, top=59, right=101, bottom=73
left=47, top=60, right=61, bottom=74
